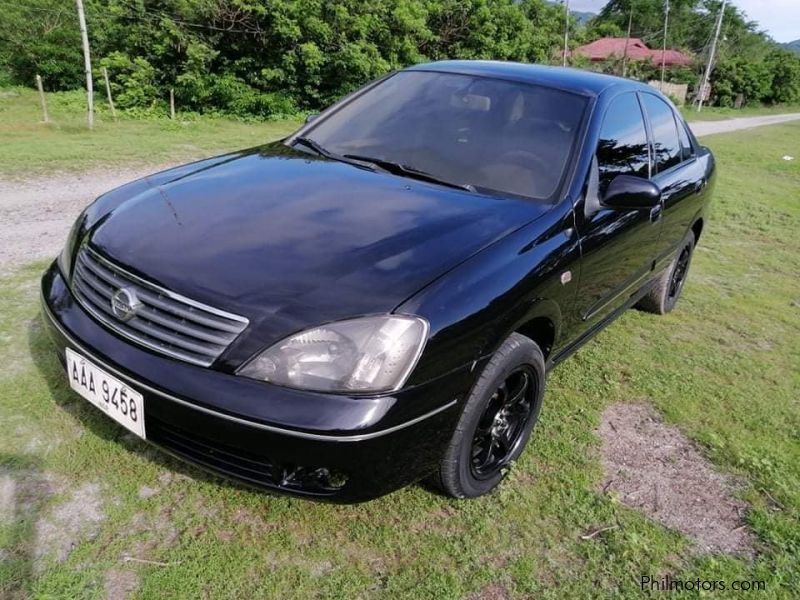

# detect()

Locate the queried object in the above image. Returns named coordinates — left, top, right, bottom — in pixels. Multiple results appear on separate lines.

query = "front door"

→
left=572, top=92, right=662, bottom=333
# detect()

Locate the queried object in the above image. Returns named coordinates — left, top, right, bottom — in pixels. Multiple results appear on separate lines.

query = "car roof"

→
left=405, top=60, right=651, bottom=97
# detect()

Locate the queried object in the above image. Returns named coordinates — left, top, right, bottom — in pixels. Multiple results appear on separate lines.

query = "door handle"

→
left=695, top=178, right=706, bottom=194
left=649, top=204, right=663, bottom=223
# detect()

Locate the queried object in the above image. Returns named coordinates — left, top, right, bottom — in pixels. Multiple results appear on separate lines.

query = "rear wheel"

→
left=430, top=333, right=545, bottom=498
left=636, top=229, right=695, bottom=315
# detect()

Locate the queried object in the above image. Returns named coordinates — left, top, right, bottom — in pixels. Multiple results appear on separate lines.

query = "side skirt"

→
left=546, top=277, right=657, bottom=371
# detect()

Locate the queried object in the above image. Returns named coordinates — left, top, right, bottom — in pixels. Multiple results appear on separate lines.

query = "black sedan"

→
left=41, top=61, right=715, bottom=502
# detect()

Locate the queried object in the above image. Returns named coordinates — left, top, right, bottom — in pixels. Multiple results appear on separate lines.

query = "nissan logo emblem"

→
left=111, top=287, right=142, bottom=322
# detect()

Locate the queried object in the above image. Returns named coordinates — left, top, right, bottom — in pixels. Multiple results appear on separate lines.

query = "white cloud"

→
left=732, top=0, right=799, bottom=43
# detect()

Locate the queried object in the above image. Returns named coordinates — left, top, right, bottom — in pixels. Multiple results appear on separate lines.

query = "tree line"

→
left=1, top=0, right=798, bottom=119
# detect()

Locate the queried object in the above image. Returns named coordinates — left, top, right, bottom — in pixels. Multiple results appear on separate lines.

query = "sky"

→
left=568, top=0, right=799, bottom=43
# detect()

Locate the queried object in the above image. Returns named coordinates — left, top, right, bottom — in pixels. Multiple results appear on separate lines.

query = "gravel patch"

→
left=0, top=164, right=175, bottom=270
left=598, top=403, right=754, bottom=557
left=0, top=474, right=16, bottom=524
left=34, top=481, right=106, bottom=566
left=467, top=581, right=512, bottom=600
left=103, top=569, right=140, bottom=599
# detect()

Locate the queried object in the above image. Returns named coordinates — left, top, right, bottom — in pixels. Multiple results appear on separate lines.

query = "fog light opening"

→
left=278, top=465, right=349, bottom=492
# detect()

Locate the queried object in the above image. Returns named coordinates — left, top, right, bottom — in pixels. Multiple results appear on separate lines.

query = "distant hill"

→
left=782, top=39, right=800, bottom=54
left=571, top=10, right=596, bottom=24
left=545, top=2, right=596, bottom=24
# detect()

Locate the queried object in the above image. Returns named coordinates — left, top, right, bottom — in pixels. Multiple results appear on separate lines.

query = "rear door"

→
left=639, top=93, right=707, bottom=267
left=572, top=92, right=662, bottom=331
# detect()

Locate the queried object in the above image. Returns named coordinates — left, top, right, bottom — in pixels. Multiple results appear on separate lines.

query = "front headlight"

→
left=237, top=315, right=429, bottom=394
left=57, top=212, right=85, bottom=279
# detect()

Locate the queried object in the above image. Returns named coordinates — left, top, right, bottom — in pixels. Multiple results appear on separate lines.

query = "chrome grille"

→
left=71, top=246, right=248, bottom=366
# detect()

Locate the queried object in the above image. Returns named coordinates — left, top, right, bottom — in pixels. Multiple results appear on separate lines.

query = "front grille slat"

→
left=74, top=263, right=115, bottom=298
left=133, top=287, right=244, bottom=333
left=78, top=251, right=123, bottom=287
left=123, top=316, right=223, bottom=358
left=133, top=305, right=233, bottom=345
left=73, top=275, right=116, bottom=316
left=70, top=246, right=249, bottom=367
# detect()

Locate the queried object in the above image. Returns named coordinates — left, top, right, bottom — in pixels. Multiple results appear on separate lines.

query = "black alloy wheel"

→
left=668, top=244, right=691, bottom=302
left=635, top=229, right=696, bottom=315
left=431, top=332, right=545, bottom=498
left=470, top=367, right=536, bottom=479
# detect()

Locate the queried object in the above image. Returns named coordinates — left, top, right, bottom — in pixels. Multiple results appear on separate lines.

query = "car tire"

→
left=636, top=229, right=696, bottom=315
left=430, top=332, right=545, bottom=499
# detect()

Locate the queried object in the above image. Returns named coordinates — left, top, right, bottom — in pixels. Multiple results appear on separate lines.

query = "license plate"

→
left=66, top=348, right=146, bottom=438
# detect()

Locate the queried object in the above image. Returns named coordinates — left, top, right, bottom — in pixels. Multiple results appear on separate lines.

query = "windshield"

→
left=301, top=70, right=588, bottom=202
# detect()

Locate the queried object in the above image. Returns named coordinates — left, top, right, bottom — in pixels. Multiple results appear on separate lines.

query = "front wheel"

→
left=430, top=333, right=545, bottom=498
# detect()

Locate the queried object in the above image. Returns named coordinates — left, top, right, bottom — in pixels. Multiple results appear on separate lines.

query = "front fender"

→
left=397, top=205, right=580, bottom=386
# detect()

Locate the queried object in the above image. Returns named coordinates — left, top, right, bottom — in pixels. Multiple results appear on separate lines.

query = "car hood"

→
left=87, top=143, right=548, bottom=361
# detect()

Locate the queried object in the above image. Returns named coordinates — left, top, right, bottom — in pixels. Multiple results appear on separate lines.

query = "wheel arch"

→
left=515, top=316, right=557, bottom=359
left=691, top=217, right=704, bottom=243
left=489, top=298, right=562, bottom=361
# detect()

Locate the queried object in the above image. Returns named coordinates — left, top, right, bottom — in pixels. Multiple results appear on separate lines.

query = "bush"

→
left=99, top=53, right=160, bottom=110
left=712, top=57, right=772, bottom=107
left=764, top=50, right=800, bottom=104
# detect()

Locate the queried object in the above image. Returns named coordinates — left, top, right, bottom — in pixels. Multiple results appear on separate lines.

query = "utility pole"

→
left=660, top=0, right=670, bottom=86
left=697, top=0, right=727, bottom=112
left=75, top=0, right=93, bottom=129
left=562, top=0, right=570, bottom=67
left=622, top=7, right=633, bottom=77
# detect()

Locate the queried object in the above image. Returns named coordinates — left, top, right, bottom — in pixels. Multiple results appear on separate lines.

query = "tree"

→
left=0, top=0, right=82, bottom=89
left=1, top=0, right=797, bottom=116
left=764, top=49, right=800, bottom=104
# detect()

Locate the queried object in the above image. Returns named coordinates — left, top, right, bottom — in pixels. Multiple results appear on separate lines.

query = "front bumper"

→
left=41, top=262, right=473, bottom=502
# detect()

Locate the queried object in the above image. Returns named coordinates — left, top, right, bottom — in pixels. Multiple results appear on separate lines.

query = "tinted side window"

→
left=642, top=94, right=681, bottom=172
left=596, top=93, right=649, bottom=194
left=677, top=119, right=695, bottom=160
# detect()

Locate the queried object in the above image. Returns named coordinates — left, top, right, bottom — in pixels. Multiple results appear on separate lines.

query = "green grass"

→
left=681, top=102, right=800, bottom=121
left=0, top=88, right=300, bottom=178
left=1, top=122, right=798, bottom=599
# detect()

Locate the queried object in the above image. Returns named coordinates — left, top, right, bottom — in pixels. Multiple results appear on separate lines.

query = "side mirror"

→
left=305, top=113, right=319, bottom=124
left=601, top=175, right=661, bottom=211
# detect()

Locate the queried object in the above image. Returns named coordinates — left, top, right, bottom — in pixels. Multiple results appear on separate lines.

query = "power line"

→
left=660, top=0, right=669, bottom=85
left=4, top=1, right=265, bottom=36
left=697, top=0, right=727, bottom=111
left=562, top=0, right=570, bottom=67
left=113, top=0, right=265, bottom=35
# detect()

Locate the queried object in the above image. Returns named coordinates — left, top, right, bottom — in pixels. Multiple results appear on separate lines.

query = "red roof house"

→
left=572, top=37, right=692, bottom=67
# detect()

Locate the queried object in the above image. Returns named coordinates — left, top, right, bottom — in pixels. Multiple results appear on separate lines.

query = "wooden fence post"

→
left=102, top=67, right=116, bottom=120
left=36, top=74, right=49, bottom=123
left=170, top=88, right=175, bottom=120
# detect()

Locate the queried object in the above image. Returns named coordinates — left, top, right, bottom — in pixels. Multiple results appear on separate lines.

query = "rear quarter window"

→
left=677, top=118, right=696, bottom=161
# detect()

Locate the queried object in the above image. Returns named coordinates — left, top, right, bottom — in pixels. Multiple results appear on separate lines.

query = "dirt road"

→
left=688, top=112, right=800, bottom=137
left=0, top=166, right=169, bottom=273
left=2, top=113, right=799, bottom=271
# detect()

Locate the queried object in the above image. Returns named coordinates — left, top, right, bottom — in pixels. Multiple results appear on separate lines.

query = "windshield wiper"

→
left=291, top=137, right=376, bottom=171
left=292, top=136, right=332, bottom=158
left=343, top=154, right=476, bottom=193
